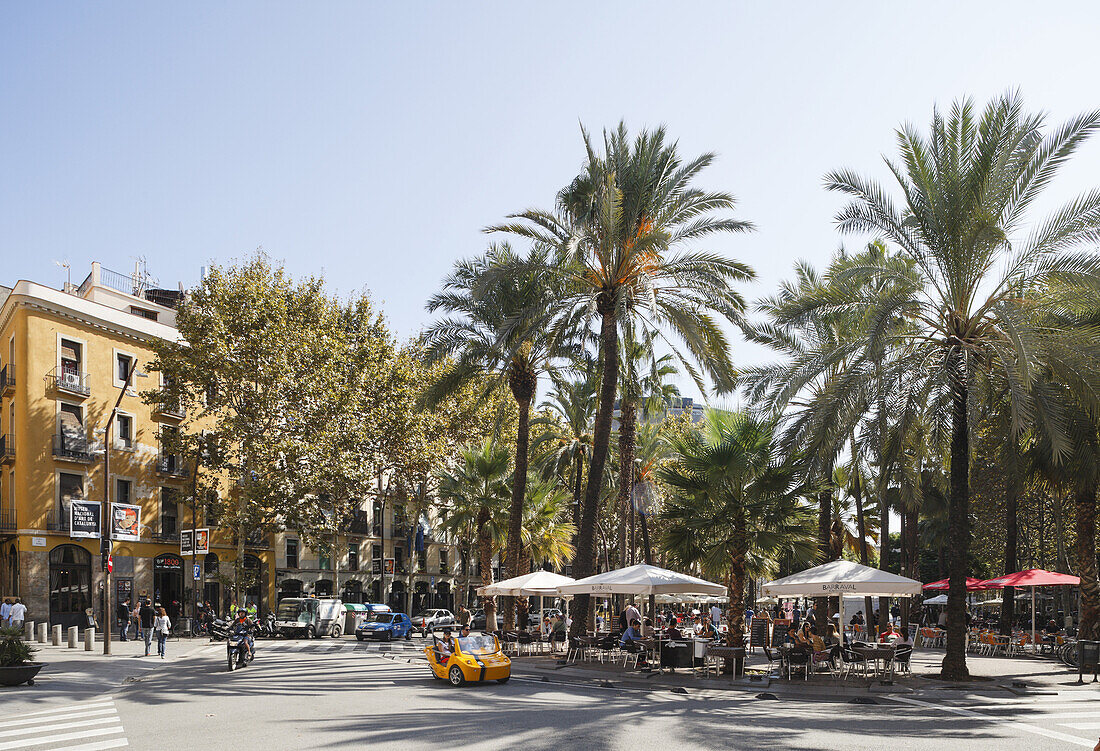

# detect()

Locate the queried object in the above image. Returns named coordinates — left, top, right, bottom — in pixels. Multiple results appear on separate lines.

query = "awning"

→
left=477, top=570, right=576, bottom=597
left=556, top=564, right=725, bottom=597
left=762, top=560, right=923, bottom=598
left=977, top=569, right=1080, bottom=588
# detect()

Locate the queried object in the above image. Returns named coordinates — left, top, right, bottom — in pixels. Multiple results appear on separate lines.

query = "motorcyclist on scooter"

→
left=230, top=608, right=255, bottom=660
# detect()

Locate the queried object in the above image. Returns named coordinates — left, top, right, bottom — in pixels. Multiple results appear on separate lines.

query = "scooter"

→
left=210, top=618, right=230, bottom=641
left=254, top=612, right=277, bottom=639
left=226, top=630, right=254, bottom=671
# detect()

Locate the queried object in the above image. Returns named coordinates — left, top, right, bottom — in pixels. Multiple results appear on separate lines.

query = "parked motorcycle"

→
left=209, top=618, right=230, bottom=641
left=226, top=630, right=254, bottom=671
left=254, top=612, right=277, bottom=639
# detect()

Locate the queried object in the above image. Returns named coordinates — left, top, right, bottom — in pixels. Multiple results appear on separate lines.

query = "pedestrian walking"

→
left=153, top=606, right=171, bottom=659
left=8, top=598, right=26, bottom=631
left=1, top=597, right=11, bottom=628
left=457, top=605, right=470, bottom=627
left=117, top=598, right=131, bottom=641
left=139, top=598, right=156, bottom=656
left=710, top=603, right=722, bottom=629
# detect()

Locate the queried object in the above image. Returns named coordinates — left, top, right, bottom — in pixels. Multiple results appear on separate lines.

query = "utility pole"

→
left=101, top=358, right=143, bottom=655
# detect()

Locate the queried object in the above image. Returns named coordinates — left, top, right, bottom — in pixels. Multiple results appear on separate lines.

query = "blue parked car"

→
left=356, top=612, right=413, bottom=641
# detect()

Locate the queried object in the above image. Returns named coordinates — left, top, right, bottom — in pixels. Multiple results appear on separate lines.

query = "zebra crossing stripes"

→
left=0, top=699, right=127, bottom=751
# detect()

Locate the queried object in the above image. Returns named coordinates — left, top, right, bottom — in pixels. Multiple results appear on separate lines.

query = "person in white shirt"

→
left=710, top=604, right=722, bottom=628
left=624, top=603, right=642, bottom=632
left=8, top=598, right=27, bottom=630
left=0, top=597, right=11, bottom=627
left=153, top=606, right=172, bottom=659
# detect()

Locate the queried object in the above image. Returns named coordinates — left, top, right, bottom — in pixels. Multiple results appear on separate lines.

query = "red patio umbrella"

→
left=975, top=569, right=1081, bottom=650
left=922, top=577, right=988, bottom=591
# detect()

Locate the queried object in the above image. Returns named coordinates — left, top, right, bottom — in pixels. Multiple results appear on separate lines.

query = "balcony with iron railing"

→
left=152, top=529, right=180, bottom=543
left=0, top=507, right=15, bottom=532
left=155, top=399, right=185, bottom=420
left=0, top=364, right=13, bottom=395
left=0, top=434, right=13, bottom=465
left=47, top=509, right=71, bottom=532
left=156, top=454, right=188, bottom=478
left=53, top=434, right=94, bottom=463
left=47, top=366, right=90, bottom=397
left=347, top=510, right=371, bottom=536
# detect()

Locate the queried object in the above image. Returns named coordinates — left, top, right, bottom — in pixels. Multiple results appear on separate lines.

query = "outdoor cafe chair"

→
left=841, top=647, right=869, bottom=679
left=785, top=648, right=811, bottom=680
left=811, top=649, right=836, bottom=677
left=761, top=645, right=779, bottom=677
left=893, top=645, right=913, bottom=676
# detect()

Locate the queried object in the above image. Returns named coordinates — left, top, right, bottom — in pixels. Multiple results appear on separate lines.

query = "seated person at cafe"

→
left=798, top=621, right=816, bottom=646
left=663, top=617, right=681, bottom=639
left=879, top=623, right=902, bottom=642
left=620, top=619, right=649, bottom=666
left=850, top=610, right=865, bottom=626
left=692, top=615, right=703, bottom=635
left=698, top=616, right=717, bottom=639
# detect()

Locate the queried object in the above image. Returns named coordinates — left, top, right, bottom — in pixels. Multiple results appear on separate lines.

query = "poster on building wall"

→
left=372, top=559, right=381, bottom=575
left=70, top=500, right=101, bottom=539
left=110, top=503, right=140, bottom=541
left=195, top=528, right=210, bottom=554
left=180, top=529, right=194, bottom=556
left=383, top=558, right=395, bottom=575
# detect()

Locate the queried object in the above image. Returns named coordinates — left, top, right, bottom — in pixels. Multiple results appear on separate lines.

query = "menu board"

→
left=750, top=617, right=769, bottom=648
left=771, top=618, right=791, bottom=646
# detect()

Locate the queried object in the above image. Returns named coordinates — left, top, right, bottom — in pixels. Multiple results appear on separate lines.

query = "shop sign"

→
left=70, top=500, right=102, bottom=539
left=110, top=503, right=141, bottom=542
left=155, top=554, right=183, bottom=571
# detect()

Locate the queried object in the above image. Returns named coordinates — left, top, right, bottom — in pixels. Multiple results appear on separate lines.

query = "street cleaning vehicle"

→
left=275, top=597, right=345, bottom=638
left=424, top=632, right=511, bottom=686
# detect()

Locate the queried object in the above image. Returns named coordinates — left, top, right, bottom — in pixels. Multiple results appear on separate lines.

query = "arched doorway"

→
left=342, top=579, right=362, bottom=604
left=203, top=553, right=221, bottom=613
left=7, top=545, right=17, bottom=596
left=49, top=544, right=91, bottom=629
left=278, top=578, right=302, bottom=602
left=436, top=582, right=451, bottom=612
left=242, top=554, right=263, bottom=610
left=369, top=579, right=381, bottom=604
left=314, top=579, right=333, bottom=597
left=412, top=581, right=431, bottom=615
left=389, top=581, right=405, bottom=613
left=153, top=554, right=183, bottom=620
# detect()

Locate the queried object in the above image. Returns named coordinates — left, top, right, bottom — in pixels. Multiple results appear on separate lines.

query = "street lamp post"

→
left=100, top=359, right=146, bottom=655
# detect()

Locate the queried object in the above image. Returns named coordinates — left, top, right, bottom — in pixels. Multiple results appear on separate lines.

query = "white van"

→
left=275, top=597, right=345, bottom=638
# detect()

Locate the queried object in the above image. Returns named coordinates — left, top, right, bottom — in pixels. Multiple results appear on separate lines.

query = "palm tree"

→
left=532, top=372, right=596, bottom=535
left=823, top=93, right=1100, bottom=679
left=425, top=243, right=579, bottom=630
left=491, top=124, right=755, bottom=634
left=436, top=440, right=512, bottom=631
left=660, top=411, right=815, bottom=654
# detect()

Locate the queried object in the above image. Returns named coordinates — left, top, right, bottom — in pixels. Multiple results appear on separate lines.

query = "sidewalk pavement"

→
left=507, top=646, right=1099, bottom=701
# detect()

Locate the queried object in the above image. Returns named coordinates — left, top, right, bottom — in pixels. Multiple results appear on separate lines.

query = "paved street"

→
left=4, top=638, right=1100, bottom=751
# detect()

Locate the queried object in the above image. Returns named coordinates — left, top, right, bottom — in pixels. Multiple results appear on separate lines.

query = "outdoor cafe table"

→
left=853, top=643, right=896, bottom=678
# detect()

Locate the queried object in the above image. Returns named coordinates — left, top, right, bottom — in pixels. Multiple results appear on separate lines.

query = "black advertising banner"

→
left=181, top=529, right=194, bottom=556
left=372, top=559, right=382, bottom=575
left=70, top=500, right=102, bottom=539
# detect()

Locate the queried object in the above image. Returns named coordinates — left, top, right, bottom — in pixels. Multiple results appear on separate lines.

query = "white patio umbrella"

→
left=477, top=571, right=576, bottom=637
left=923, top=594, right=949, bottom=605
left=762, top=560, right=922, bottom=639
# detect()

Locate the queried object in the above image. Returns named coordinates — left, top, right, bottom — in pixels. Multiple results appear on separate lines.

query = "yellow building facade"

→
left=0, top=264, right=274, bottom=629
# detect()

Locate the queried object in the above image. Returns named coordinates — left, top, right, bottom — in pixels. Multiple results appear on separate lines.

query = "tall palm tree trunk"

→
left=504, top=360, right=535, bottom=631
left=877, top=492, right=890, bottom=638
left=477, top=508, right=496, bottom=632
left=852, top=464, right=874, bottom=632
left=618, top=400, right=636, bottom=568
left=816, top=483, right=832, bottom=635
left=571, top=453, right=583, bottom=541
left=1000, top=478, right=1019, bottom=635
left=725, top=505, right=748, bottom=676
left=902, top=504, right=918, bottom=631
left=570, top=303, right=618, bottom=637
left=942, top=365, right=971, bottom=680
left=1076, top=481, right=1100, bottom=640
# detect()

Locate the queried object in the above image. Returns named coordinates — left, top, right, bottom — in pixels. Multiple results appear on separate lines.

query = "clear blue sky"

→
left=3, top=2, right=1099, bottom=400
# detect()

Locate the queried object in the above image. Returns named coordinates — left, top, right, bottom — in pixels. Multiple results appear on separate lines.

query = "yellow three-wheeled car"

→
left=425, top=633, right=511, bottom=686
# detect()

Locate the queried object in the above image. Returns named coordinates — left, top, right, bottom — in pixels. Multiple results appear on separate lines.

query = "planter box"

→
left=0, top=662, right=45, bottom=686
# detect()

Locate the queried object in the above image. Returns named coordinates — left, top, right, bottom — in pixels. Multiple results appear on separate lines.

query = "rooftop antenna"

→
left=54, top=260, right=71, bottom=289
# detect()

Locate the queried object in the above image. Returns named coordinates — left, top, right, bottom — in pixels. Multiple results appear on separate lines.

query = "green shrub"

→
left=0, top=626, right=36, bottom=667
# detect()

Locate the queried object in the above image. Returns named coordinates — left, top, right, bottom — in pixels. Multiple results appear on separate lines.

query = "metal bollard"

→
left=85, top=628, right=95, bottom=651
left=51, top=624, right=62, bottom=646
left=68, top=626, right=79, bottom=648
left=24, top=621, right=34, bottom=641
left=36, top=623, right=47, bottom=643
